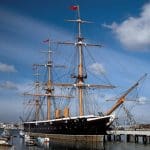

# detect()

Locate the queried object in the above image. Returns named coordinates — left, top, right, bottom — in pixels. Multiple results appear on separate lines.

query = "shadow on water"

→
left=1, top=129, right=150, bottom=150
left=45, top=141, right=104, bottom=150
left=2, top=129, right=104, bottom=150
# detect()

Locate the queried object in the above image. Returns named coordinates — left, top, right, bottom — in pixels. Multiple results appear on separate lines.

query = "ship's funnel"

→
left=64, top=107, right=69, bottom=118
left=55, top=109, right=61, bottom=119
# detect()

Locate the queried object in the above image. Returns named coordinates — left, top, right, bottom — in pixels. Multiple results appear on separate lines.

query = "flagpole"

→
left=77, top=5, right=80, bottom=19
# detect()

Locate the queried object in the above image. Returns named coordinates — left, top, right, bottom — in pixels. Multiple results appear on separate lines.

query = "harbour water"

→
left=1, top=129, right=150, bottom=150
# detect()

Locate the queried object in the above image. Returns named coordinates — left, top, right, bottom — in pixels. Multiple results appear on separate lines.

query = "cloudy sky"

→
left=0, top=0, right=150, bottom=123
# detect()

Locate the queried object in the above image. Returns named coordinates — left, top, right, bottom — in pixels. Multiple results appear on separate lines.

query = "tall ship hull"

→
left=24, top=115, right=114, bottom=135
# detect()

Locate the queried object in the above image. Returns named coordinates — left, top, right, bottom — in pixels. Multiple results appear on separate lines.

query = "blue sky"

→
left=0, top=0, right=150, bottom=123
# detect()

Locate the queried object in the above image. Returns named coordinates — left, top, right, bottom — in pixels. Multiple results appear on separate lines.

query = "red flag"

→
left=43, top=39, right=49, bottom=43
left=70, top=5, right=78, bottom=10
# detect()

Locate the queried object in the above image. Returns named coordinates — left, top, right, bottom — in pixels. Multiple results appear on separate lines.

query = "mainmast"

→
left=68, top=6, right=89, bottom=116
left=59, top=5, right=115, bottom=116
left=76, top=6, right=84, bottom=116
left=69, top=6, right=109, bottom=116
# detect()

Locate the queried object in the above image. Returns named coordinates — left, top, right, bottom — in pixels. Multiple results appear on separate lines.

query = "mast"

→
left=68, top=5, right=88, bottom=116
left=58, top=5, right=115, bottom=116
left=72, top=6, right=107, bottom=116
left=29, top=49, right=53, bottom=121
left=76, top=6, right=84, bottom=116
left=36, top=40, right=72, bottom=120
left=33, top=64, right=40, bottom=121
left=24, top=39, right=75, bottom=121
left=37, top=39, right=53, bottom=120
left=23, top=64, right=41, bottom=121
left=45, top=40, right=53, bottom=120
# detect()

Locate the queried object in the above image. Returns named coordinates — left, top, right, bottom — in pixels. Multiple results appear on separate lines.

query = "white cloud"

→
left=103, top=3, right=150, bottom=50
left=89, top=62, right=105, bottom=75
left=0, top=81, right=18, bottom=90
left=0, top=79, right=34, bottom=91
left=137, top=96, right=149, bottom=105
left=0, top=62, right=17, bottom=72
left=17, top=81, right=34, bottom=93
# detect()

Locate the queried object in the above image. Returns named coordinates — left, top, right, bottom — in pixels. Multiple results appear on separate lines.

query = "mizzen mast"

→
left=33, top=64, right=40, bottom=121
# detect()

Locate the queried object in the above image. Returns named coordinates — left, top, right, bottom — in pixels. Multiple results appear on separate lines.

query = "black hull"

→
left=24, top=115, right=114, bottom=135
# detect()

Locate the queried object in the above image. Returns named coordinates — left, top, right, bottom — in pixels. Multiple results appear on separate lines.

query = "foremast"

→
left=45, top=40, right=53, bottom=120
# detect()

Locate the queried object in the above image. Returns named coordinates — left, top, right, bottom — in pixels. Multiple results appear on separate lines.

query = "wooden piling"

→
left=135, top=135, right=138, bottom=143
left=107, top=135, right=111, bottom=141
left=143, top=135, right=147, bottom=145
left=116, top=135, right=121, bottom=141
left=127, top=134, right=130, bottom=142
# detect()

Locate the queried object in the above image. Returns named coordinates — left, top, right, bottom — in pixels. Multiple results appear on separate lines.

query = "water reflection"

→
left=1, top=129, right=104, bottom=149
left=43, top=141, right=104, bottom=150
left=13, top=132, right=104, bottom=150
left=1, top=129, right=150, bottom=150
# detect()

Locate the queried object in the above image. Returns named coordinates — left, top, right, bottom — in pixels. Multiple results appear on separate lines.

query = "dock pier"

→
left=106, top=130, right=150, bottom=144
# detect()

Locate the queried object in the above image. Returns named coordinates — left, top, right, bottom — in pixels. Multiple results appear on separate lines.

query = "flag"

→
left=43, top=39, right=49, bottom=43
left=70, top=5, right=78, bottom=10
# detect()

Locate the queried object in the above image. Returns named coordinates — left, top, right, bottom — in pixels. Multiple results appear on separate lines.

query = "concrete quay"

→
left=106, top=130, right=150, bottom=144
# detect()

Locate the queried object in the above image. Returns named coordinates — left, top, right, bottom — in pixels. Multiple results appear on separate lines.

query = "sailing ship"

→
left=23, top=5, right=145, bottom=135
